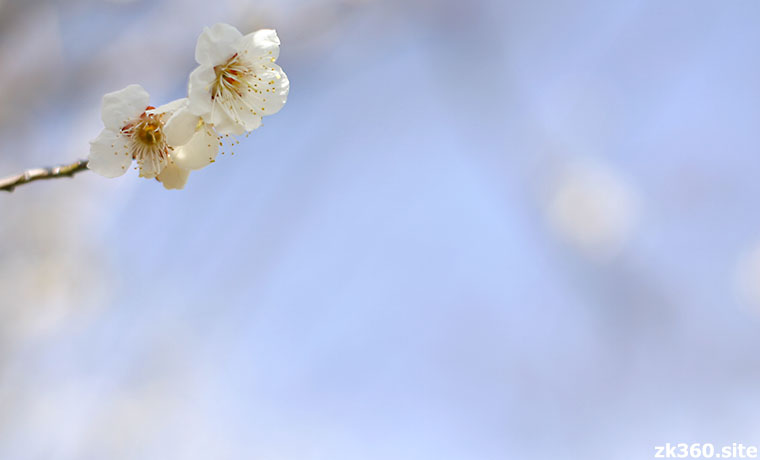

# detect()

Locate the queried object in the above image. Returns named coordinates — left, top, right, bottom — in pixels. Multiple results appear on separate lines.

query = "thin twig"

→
left=0, top=159, right=89, bottom=193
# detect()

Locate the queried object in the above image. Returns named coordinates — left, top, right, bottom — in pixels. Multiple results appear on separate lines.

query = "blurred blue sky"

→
left=2, top=0, right=760, bottom=459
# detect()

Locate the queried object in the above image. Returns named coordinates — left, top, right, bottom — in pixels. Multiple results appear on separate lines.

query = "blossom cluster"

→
left=88, top=23, right=289, bottom=189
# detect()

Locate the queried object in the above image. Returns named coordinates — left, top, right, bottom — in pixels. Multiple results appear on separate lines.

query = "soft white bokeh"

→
left=546, top=159, right=639, bottom=261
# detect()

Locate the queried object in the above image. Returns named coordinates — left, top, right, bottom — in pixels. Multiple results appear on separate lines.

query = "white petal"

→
left=172, top=125, right=219, bottom=170
left=210, top=96, right=261, bottom=134
left=165, top=106, right=199, bottom=147
left=187, top=66, right=216, bottom=117
left=239, top=29, right=280, bottom=61
left=101, top=84, right=150, bottom=131
left=157, top=163, right=190, bottom=190
left=88, top=129, right=133, bottom=178
left=211, top=111, right=248, bottom=136
left=152, top=97, right=187, bottom=116
left=195, top=23, right=243, bottom=66
left=238, top=91, right=267, bottom=130
left=138, top=158, right=161, bottom=179
left=248, top=62, right=289, bottom=115
left=240, top=112, right=263, bottom=131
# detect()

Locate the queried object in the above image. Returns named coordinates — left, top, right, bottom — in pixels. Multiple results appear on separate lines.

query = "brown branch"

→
left=0, top=159, right=89, bottom=193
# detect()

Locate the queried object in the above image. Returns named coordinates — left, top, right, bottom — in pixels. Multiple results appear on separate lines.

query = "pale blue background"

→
left=1, top=0, right=760, bottom=458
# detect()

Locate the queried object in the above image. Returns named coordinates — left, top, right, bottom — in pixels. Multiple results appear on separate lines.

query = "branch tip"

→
left=0, top=159, right=89, bottom=193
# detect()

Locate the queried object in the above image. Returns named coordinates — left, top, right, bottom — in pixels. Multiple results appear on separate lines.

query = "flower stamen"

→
left=121, top=112, right=170, bottom=177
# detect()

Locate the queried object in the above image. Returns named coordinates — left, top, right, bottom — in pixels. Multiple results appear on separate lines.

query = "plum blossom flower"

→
left=159, top=100, right=220, bottom=189
left=187, top=23, right=289, bottom=136
left=88, top=85, right=218, bottom=189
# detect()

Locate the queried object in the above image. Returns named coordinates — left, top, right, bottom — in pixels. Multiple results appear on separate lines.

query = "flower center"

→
left=121, top=111, right=170, bottom=177
left=212, top=53, right=250, bottom=99
left=135, top=119, right=163, bottom=146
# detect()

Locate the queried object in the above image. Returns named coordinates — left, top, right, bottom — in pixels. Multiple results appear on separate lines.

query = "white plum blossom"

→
left=88, top=85, right=218, bottom=189
left=187, top=23, right=289, bottom=136
left=159, top=100, right=220, bottom=189
left=84, top=23, right=289, bottom=191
